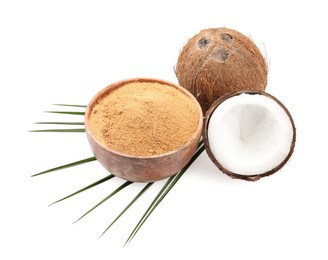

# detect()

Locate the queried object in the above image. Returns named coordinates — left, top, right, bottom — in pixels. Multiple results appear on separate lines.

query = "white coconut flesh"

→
left=207, top=93, right=294, bottom=176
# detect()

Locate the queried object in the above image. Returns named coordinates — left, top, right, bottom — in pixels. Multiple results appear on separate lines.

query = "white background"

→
left=1, top=0, right=327, bottom=259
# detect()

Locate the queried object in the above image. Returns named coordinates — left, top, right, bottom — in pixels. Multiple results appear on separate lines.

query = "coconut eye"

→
left=220, top=33, right=233, bottom=43
left=198, top=38, right=211, bottom=49
left=211, top=48, right=229, bottom=62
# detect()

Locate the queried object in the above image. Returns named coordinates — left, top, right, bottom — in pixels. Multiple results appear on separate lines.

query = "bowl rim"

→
left=84, top=77, right=204, bottom=159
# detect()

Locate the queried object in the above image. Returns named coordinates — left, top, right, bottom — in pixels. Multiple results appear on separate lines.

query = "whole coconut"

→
left=175, top=27, right=268, bottom=113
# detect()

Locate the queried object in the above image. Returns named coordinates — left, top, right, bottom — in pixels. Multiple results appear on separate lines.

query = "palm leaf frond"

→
left=32, top=157, right=97, bottom=177
left=73, top=181, right=133, bottom=224
left=45, top=111, right=85, bottom=115
left=125, top=141, right=205, bottom=245
left=34, top=122, right=84, bottom=125
left=53, top=104, right=87, bottom=108
left=100, top=182, right=154, bottom=238
left=30, top=128, right=85, bottom=133
left=50, top=174, right=115, bottom=206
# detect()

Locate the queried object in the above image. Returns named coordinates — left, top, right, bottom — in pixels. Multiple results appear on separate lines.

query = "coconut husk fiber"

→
left=176, top=27, right=268, bottom=113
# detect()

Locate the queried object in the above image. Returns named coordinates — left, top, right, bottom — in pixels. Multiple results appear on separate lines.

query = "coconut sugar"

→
left=88, top=82, right=200, bottom=156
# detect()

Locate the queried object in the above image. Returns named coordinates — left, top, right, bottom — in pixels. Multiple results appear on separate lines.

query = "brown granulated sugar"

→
left=88, top=82, right=200, bottom=156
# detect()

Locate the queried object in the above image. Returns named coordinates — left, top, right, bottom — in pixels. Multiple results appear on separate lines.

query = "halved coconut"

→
left=203, top=91, right=296, bottom=181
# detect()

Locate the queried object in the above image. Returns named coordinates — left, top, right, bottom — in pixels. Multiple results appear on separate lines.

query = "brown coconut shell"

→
left=176, top=27, right=268, bottom=113
left=203, top=91, right=296, bottom=181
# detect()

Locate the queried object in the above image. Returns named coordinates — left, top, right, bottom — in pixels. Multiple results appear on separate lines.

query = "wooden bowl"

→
left=85, top=78, right=203, bottom=182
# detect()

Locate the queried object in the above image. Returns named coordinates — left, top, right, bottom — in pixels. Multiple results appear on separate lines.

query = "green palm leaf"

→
left=30, top=128, right=85, bottom=133
left=73, top=180, right=133, bottom=224
left=99, top=182, right=154, bottom=238
left=124, top=141, right=205, bottom=245
left=52, top=104, right=87, bottom=108
left=45, top=111, right=85, bottom=115
left=31, top=121, right=85, bottom=132
left=50, top=174, right=115, bottom=206
left=34, top=122, right=85, bottom=125
left=31, top=157, right=97, bottom=177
